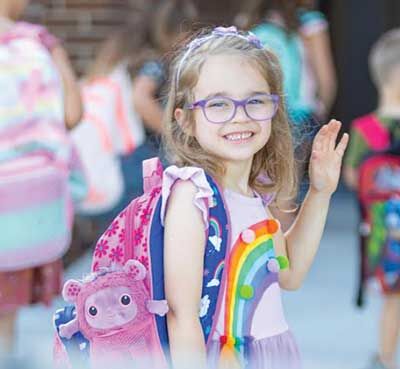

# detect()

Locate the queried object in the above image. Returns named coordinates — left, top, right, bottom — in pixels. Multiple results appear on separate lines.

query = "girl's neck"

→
left=378, top=100, right=400, bottom=118
left=379, top=88, right=400, bottom=117
left=222, top=159, right=253, bottom=197
left=378, top=106, right=400, bottom=118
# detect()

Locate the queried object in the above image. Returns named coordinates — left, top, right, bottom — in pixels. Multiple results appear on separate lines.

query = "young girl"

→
left=0, top=0, right=82, bottom=357
left=68, top=3, right=198, bottom=266
left=78, top=0, right=197, bottom=219
left=161, top=26, right=348, bottom=369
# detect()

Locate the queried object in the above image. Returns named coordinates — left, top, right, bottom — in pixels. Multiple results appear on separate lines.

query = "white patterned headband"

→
left=175, top=26, right=263, bottom=90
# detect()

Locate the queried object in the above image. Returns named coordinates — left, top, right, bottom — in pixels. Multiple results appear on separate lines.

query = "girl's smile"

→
left=223, top=130, right=254, bottom=143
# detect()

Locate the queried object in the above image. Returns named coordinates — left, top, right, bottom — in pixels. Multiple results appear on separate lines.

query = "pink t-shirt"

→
left=214, top=189, right=288, bottom=340
left=160, top=166, right=289, bottom=341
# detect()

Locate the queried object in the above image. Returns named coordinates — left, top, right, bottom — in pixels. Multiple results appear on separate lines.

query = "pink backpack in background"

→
left=0, top=23, right=87, bottom=271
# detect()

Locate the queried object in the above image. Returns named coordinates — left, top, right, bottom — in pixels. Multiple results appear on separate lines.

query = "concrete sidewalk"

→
left=14, top=189, right=384, bottom=369
left=283, top=190, right=382, bottom=369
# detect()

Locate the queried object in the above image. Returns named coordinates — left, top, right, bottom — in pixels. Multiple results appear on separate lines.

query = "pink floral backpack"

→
left=54, top=157, right=231, bottom=369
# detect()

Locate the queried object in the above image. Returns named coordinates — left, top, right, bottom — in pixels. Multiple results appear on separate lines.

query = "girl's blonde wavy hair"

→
left=163, top=28, right=297, bottom=206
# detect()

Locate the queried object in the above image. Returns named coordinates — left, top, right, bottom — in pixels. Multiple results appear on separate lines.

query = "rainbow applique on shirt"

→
left=219, top=219, right=289, bottom=368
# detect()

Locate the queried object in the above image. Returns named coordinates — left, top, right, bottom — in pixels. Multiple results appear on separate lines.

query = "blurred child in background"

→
left=344, top=30, right=400, bottom=369
left=249, top=0, right=336, bottom=124
left=71, top=25, right=152, bottom=221
left=123, top=0, right=198, bottom=206
left=0, top=0, right=82, bottom=358
left=73, top=0, right=197, bottom=230
left=66, top=27, right=149, bottom=263
left=235, top=0, right=337, bottom=229
left=68, top=0, right=198, bottom=265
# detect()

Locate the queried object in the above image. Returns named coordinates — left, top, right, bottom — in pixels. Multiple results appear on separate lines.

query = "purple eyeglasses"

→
left=185, top=93, right=280, bottom=124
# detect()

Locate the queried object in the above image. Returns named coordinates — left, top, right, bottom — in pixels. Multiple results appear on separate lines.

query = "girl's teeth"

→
left=225, top=132, right=252, bottom=141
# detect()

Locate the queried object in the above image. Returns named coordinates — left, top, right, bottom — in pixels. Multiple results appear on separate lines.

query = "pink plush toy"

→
left=60, top=259, right=168, bottom=369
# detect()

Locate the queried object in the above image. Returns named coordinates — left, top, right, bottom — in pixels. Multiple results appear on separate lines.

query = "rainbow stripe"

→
left=224, top=219, right=281, bottom=342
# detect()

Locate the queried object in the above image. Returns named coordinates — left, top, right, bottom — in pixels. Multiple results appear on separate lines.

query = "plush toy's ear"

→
left=124, top=259, right=146, bottom=281
left=62, top=279, right=83, bottom=303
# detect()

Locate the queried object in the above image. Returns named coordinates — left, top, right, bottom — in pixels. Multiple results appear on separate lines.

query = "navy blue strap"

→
left=149, top=197, right=170, bottom=360
left=54, top=306, right=90, bottom=367
left=200, top=175, right=229, bottom=342
left=150, top=174, right=229, bottom=351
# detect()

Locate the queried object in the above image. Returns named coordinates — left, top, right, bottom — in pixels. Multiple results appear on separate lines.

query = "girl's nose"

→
left=231, top=105, right=249, bottom=124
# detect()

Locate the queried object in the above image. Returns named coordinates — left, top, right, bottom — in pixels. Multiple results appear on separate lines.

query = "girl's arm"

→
left=273, top=120, right=349, bottom=290
left=132, top=75, right=164, bottom=135
left=164, top=180, right=207, bottom=369
left=50, top=45, right=83, bottom=130
left=303, top=28, right=337, bottom=118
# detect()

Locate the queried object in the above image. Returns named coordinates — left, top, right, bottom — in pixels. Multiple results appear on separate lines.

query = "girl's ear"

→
left=174, top=108, right=193, bottom=135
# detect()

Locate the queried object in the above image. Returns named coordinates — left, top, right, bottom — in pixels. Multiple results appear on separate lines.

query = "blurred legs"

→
left=379, top=294, right=400, bottom=369
left=0, top=310, right=17, bottom=356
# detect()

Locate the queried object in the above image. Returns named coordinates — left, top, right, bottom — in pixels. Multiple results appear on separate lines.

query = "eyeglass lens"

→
left=203, top=94, right=277, bottom=123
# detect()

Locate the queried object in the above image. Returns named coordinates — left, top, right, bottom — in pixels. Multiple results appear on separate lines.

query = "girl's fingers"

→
left=322, top=123, right=334, bottom=152
left=335, top=132, right=349, bottom=157
left=314, top=124, right=329, bottom=152
left=312, top=125, right=325, bottom=152
left=328, top=120, right=342, bottom=151
left=312, top=119, right=342, bottom=154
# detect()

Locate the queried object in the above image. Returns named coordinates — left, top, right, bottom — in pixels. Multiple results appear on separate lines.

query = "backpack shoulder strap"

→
left=143, top=157, right=163, bottom=193
left=353, top=114, right=390, bottom=150
left=201, top=175, right=229, bottom=344
left=147, top=171, right=229, bottom=353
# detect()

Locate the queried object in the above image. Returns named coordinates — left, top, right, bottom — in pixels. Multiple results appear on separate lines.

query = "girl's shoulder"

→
left=160, top=165, right=214, bottom=229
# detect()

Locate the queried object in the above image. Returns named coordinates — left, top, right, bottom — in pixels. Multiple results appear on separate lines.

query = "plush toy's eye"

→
left=89, top=306, right=98, bottom=316
left=121, top=295, right=131, bottom=306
